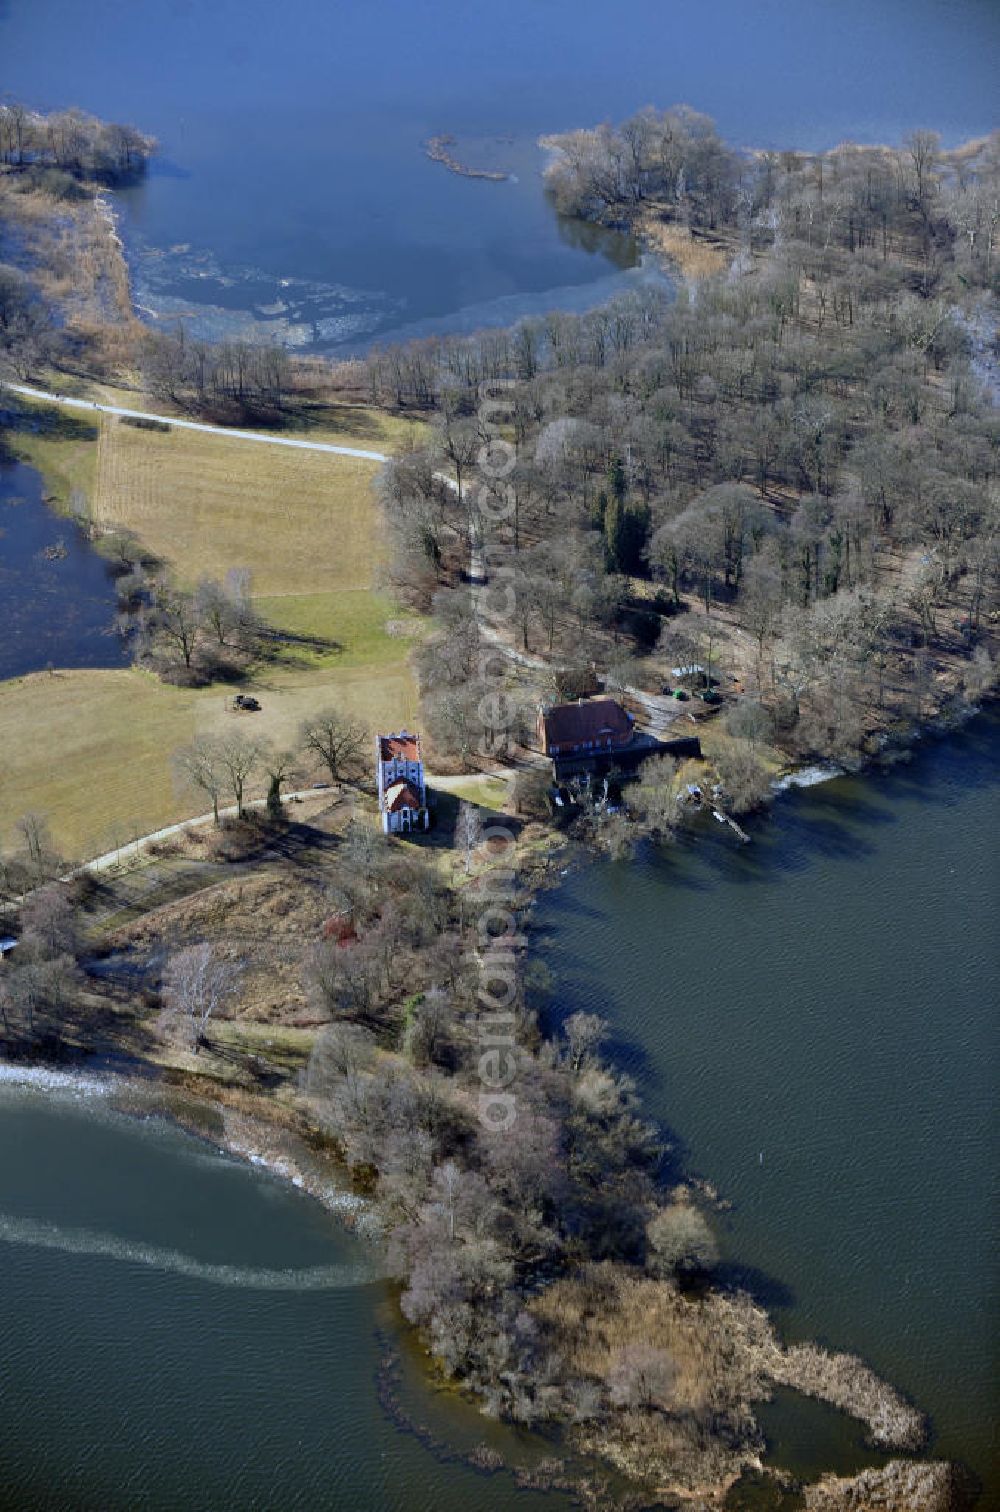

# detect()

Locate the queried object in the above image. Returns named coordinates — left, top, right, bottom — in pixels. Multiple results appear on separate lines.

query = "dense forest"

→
left=368, top=113, right=998, bottom=797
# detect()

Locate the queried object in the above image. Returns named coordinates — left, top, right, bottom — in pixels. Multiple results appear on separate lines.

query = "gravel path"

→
left=2, top=382, right=391, bottom=462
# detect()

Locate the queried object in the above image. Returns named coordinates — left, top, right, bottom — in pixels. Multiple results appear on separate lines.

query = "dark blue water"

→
left=535, top=719, right=1000, bottom=1503
left=0, top=458, right=130, bottom=679
left=3, top=0, right=996, bottom=350
left=0, top=1085, right=575, bottom=1511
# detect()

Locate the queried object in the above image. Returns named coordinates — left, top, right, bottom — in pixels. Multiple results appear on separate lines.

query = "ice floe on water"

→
left=126, top=234, right=401, bottom=350
left=136, top=291, right=317, bottom=347
left=122, top=221, right=672, bottom=355
left=772, top=763, right=845, bottom=793
left=369, top=252, right=672, bottom=352
left=0, top=1063, right=111, bottom=1097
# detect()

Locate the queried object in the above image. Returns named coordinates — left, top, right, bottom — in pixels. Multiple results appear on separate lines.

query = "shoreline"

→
left=6, top=720, right=993, bottom=1504
left=0, top=1057, right=378, bottom=1235
left=0, top=1045, right=936, bottom=1499
left=2, top=107, right=994, bottom=1511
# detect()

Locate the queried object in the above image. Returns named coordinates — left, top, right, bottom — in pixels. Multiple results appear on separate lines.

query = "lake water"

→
left=2, top=0, right=997, bottom=352
left=0, top=1081, right=577, bottom=1511
left=2, top=2, right=998, bottom=1502
left=0, top=456, right=130, bottom=680
left=1, top=727, right=994, bottom=1506
left=535, top=717, right=1000, bottom=1504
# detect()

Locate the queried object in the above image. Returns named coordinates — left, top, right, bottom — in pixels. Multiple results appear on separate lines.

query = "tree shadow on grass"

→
left=253, top=624, right=342, bottom=669
left=192, top=398, right=393, bottom=443
left=0, top=401, right=99, bottom=445
left=281, top=399, right=396, bottom=443
left=258, top=818, right=340, bottom=866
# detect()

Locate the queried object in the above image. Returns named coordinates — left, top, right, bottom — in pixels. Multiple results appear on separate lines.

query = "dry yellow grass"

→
left=530, top=1262, right=772, bottom=1494
left=94, top=415, right=383, bottom=595
left=531, top=1260, right=923, bottom=1494
left=0, top=173, right=131, bottom=332
left=0, top=657, right=418, bottom=860
left=0, top=669, right=198, bottom=858
left=81, top=381, right=426, bottom=453
left=636, top=209, right=731, bottom=281
left=532, top=1263, right=770, bottom=1421
left=3, top=398, right=423, bottom=858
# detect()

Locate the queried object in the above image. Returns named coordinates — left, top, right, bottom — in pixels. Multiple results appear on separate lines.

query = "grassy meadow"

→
left=0, top=397, right=425, bottom=859
left=94, top=416, right=382, bottom=594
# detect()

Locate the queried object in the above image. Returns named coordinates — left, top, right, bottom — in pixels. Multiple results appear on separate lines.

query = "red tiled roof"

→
left=384, top=780, right=423, bottom=813
left=542, top=698, right=633, bottom=749
left=379, top=733, right=420, bottom=762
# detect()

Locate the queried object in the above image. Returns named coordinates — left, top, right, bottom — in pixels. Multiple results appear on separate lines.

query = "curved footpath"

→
left=0, top=793, right=336, bottom=910
left=79, top=772, right=510, bottom=877
left=0, top=773, right=513, bottom=902
left=1, top=382, right=390, bottom=462
left=76, top=788, right=334, bottom=875
left=0, top=381, right=529, bottom=888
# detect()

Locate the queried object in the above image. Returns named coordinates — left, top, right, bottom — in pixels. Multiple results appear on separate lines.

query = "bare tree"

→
left=306, top=1022, right=377, bottom=1091
left=714, top=744, right=771, bottom=814
left=174, top=739, right=225, bottom=824
left=299, top=709, right=367, bottom=785
left=904, top=129, right=940, bottom=215
left=217, top=735, right=261, bottom=817
left=401, top=986, right=452, bottom=1067
left=19, top=885, right=77, bottom=956
left=607, top=1344, right=677, bottom=1410
left=2, top=885, right=81, bottom=1042
left=160, top=942, right=242, bottom=1052
left=632, top=756, right=686, bottom=837
left=15, top=813, right=60, bottom=886
left=455, top=801, right=484, bottom=874
left=195, top=576, right=242, bottom=648
left=512, top=768, right=551, bottom=819
left=154, top=586, right=202, bottom=669
left=562, top=1011, right=608, bottom=1073
left=307, top=936, right=383, bottom=1022
left=435, top=410, right=480, bottom=506
left=647, top=1201, right=719, bottom=1276
left=724, top=700, right=774, bottom=752
left=263, top=746, right=295, bottom=820
left=1, top=961, right=50, bottom=1039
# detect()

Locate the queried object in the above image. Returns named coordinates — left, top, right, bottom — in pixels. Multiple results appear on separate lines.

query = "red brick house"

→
left=537, top=698, right=635, bottom=759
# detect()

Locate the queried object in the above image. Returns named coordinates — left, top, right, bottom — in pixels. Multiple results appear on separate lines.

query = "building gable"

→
left=540, top=698, right=634, bottom=755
